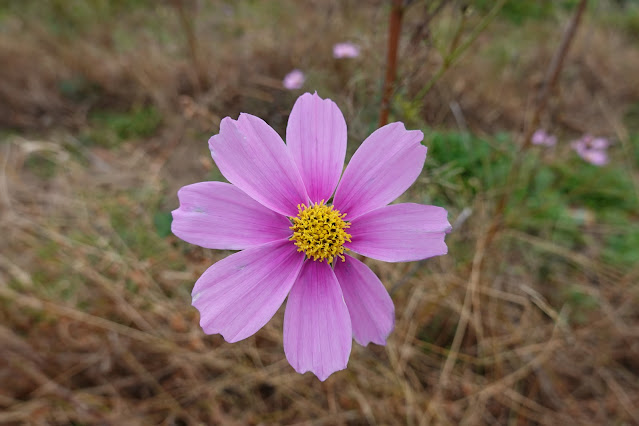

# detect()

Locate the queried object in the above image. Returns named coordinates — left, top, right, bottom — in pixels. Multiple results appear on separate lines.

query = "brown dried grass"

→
left=1, top=1, right=639, bottom=425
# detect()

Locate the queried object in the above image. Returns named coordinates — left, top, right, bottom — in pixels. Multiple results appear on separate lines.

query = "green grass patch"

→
left=83, top=105, right=162, bottom=148
left=562, top=286, right=599, bottom=325
left=24, top=153, right=58, bottom=180
left=424, top=129, right=514, bottom=208
left=603, top=227, right=639, bottom=267
left=423, top=128, right=638, bottom=269
left=107, top=193, right=167, bottom=260
left=472, top=0, right=580, bottom=24
left=1, top=0, right=157, bottom=37
left=602, top=2, right=639, bottom=38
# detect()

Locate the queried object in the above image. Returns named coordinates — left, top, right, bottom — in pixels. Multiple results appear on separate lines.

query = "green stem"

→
left=415, top=0, right=507, bottom=102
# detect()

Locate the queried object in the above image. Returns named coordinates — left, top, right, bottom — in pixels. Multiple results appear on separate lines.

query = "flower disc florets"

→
left=289, top=201, right=351, bottom=263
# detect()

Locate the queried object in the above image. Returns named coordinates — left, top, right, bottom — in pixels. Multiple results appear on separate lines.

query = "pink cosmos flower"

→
left=282, top=69, right=305, bottom=90
left=531, top=129, right=557, bottom=147
left=333, top=42, right=360, bottom=59
left=172, top=92, right=451, bottom=381
left=571, top=134, right=609, bottom=166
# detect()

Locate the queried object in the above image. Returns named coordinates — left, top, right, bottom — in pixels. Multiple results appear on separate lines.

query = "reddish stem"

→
left=378, top=0, right=404, bottom=127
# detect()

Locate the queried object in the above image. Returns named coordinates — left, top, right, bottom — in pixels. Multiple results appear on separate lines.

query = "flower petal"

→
left=286, top=92, right=347, bottom=203
left=334, top=255, right=394, bottom=346
left=192, top=240, right=304, bottom=343
left=172, top=182, right=292, bottom=250
left=209, top=114, right=309, bottom=216
left=346, top=203, right=451, bottom=262
left=283, top=261, right=352, bottom=381
left=333, top=122, right=426, bottom=220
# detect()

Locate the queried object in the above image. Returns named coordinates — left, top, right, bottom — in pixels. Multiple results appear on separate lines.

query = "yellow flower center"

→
left=289, top=201, right=352, bottom=263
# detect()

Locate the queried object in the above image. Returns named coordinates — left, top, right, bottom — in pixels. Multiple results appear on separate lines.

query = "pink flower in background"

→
left=172, top=92, right=451, bottom=381
left=531, top=129, right=557, bottom=147
left=589, top=137, right=609, bottom=150
left=571, top=134, right=610, bottom=166
left=579, top=149, right=608, bottom=166
left=282, top=69, right=305, bottom=90
left=333, top=42, right=360, bottom=59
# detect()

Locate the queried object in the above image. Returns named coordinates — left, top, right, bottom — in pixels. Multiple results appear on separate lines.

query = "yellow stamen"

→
left=289, top=200, right=351, bottom=263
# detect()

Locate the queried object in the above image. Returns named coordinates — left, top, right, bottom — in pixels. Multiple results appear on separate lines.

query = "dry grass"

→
left=1, top=1, right=639, bottom=424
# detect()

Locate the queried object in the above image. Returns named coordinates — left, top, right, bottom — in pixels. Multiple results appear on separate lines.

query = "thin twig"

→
left=414, top=0, right=507, bottom=102
left=521, top=0, right=589, bottom=151
left=437, top=229, right=486, bottom=388
left=456, top=307, right=566, bottom=403
left=172, top=0, right=207, bottom=92
left=408, top=0, right=449, bottom=48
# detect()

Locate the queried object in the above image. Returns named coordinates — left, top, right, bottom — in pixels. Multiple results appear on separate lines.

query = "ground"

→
left=1, top=0, right=639, bottom=424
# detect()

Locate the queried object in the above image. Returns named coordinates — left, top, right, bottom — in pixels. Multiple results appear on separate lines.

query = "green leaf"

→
left=153, top=211, right=173, bottom=238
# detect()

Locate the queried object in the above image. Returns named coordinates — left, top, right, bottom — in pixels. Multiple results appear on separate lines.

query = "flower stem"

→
left=378, top=0, right=405, bottom=127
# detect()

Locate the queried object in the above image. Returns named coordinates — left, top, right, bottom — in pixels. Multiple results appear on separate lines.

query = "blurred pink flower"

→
left=590, top=137, right=609, bottom=150
left=571, top=134, right=610, bottom=166
left=531, top=129, right=557, bottom=147
left=580, top=149, right=608, bottom=166
left=283, top=69, right=305, bottom=90
left=172, top=92, right=451, bottom=381
left=333, top=42, right=360, bottom=59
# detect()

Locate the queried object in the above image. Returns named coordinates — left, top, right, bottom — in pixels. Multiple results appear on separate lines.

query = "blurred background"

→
left=1, top=0, right=638, bottom=424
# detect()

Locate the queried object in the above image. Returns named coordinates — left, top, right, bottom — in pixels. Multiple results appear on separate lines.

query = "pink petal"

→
left=333, top=122, right=426, bottom=220
left=286, top=92, right=347, bottom=203
left=346, top=203, right=451, bottom=262
left=172, top=182, right=292, bottom=250
left=582, top=149, right=609, bottom=166
left=531, top=129, right=556, bottom=147
left=192, top=240, right=304, bottom=343
left=571, top=140, right=587, bottom=155
left=591, top=137, right=609, bottom=150
left=283, top=261, right=352, bottom=381
left=209, top=114, right=309, bottom=217
left=334, top=255, right=394, bottom=346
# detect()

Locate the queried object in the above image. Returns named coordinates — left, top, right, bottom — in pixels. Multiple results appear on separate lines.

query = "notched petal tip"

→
left=212, top=116, right=238, bottom=139
left=309, top=91, right=335, bottom=104
left=386, top=121, right=424, bottom=138
left=197, top=313, right=249, bottom=344
left=354, top=315, right=394, bottom=347
left=316, top=363, right=349, bottom=382
left=237, top=112, right=256, bottom=123
left=293, top=361, right=349, bottom=382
